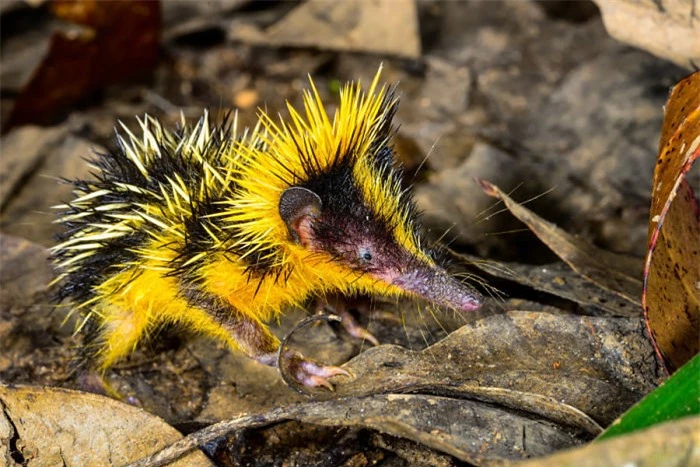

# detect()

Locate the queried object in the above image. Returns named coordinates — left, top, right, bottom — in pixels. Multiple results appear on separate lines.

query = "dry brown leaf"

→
left=643, top=71, right=700, bottom=373
left=0, top=126, right=65, bottom=212
left=0, top=235, right=52, bottom=311
left=335, top=311, right=655, bottom=425
left=7, top=0, right=160, bottom=129
left=129, top=392, right=588, bottom=467
left=456, top=253, right=639, bottom=317
left=229, top=0, right=420, bottom=58
left=0, top=385, right=211, bottom=466
left=478, top=180, right=644, bottom=309
left=0, top=126, right=97, bottom=245
left=128, top=305, right=661, bottom=466
left=594, top=0, right=700, bottom=70
left=519, top=416, right=699, bottom=467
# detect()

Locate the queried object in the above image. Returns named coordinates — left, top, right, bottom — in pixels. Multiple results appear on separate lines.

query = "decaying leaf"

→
left=0, top=126, right=66, bottom=212
left=0, top=385, right=211, bottom=466
left=478, top=179, right=644, bottom=310
left=130, top=304, right=657, bottom=465
left=0, top=234, right=52, bottom=312
left=0, top=234, right=71, bottom=383
left=643, top=71, right=700, bottom=373
left=0, top=126, right=96, bottom=245
left=229, top=0, right=420, bottom=59
left=594, top=0, right=700, bottom=70
left=456, top=254, right=639, bottom=317
left=6, top=0, right=161, bottom=129
left=599, top=354, right=700, bottom=441
left=128, top=392, right=589, bottom=467
left=519, top=416, right=699, bottom=467
left=334, top=310, right=656, bottom=426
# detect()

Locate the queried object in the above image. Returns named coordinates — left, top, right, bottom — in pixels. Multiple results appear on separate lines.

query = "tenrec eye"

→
left=360, top=249, right=373, bottom=262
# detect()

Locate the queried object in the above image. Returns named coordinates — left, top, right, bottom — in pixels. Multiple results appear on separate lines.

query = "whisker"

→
left=427, top=304, right=449, bottom=337
left=483, top=228, right=532, bottom=236
left=472, top=181, right=523, bottom=220
left=473, top=184, right=557, bottom=226
left=430, top=224, right=456, bottom=248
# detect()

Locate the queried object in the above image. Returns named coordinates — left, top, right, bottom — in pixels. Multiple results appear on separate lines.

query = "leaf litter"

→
left=0, top=1, right=693, bottom=465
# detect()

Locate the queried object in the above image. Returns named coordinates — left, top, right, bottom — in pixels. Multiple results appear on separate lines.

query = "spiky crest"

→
left=220, top=67, right=428, bottom=271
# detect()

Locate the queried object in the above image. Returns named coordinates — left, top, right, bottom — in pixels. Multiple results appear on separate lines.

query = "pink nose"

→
left=458, top=294, right=482, bottom=312
left=391, top=267, right=482, bottom=312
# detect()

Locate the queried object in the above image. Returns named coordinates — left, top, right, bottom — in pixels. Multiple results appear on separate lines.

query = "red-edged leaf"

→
left=643, top=71, right=700, bottom=373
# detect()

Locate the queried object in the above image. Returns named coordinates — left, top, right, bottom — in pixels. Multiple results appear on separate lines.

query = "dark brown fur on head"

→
left=278, top=150, right=482, bottom=312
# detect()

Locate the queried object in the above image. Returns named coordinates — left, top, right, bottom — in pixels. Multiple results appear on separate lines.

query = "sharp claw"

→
left=370, top=310, right=401, bottom=324
left=352, top=327, right=380, bottom=346
left=280, top=351, right=353, bottom=391
left=298, top=366, right=351, bottom=391
left=306, top=375, right=335, bottom=391
left=326, top=299, right=382, bottom=346
left=300, top=360, right=352, bottom=379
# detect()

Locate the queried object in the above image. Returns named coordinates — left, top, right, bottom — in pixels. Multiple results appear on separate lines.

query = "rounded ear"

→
left=279, top=187, right=322, bottom=244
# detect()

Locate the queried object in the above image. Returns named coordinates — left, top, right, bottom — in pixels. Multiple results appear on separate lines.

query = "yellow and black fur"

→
left=51, top=70, right=482, bottom=389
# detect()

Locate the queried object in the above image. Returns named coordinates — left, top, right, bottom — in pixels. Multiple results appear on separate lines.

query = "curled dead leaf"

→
left=643, top=71, right=700, bottom=373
